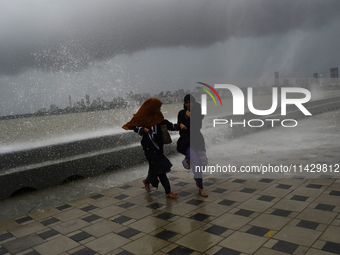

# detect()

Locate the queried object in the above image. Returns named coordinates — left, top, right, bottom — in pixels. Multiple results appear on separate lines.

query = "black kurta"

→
left=177, top=103, right=205, bottom=155
left=134, top=120, right=177, bottom=189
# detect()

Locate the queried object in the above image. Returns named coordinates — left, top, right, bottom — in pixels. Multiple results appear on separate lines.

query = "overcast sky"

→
left=1, top=0, right=340, bottom=115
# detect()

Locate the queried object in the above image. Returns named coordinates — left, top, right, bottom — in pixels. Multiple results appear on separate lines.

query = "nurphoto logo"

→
left=198, top=83, right=312, bottom=128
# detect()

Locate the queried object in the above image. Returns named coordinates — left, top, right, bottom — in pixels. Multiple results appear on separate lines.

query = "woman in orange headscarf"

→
left=123, top=98, right=179, bottom=199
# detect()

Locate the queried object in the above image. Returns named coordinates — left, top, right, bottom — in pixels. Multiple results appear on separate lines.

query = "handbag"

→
left=160, top=124, right=172, bottom=144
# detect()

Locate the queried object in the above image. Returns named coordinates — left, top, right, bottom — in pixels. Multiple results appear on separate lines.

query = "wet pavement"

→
left=0, top=109, right=340, bottom=254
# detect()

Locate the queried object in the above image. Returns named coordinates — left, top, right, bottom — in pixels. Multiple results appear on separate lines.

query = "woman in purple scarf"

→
left=177, top=94, right=208, bottom=197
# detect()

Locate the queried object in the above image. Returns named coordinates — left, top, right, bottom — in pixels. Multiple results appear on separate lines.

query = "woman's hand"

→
left=180, top=124, right=187, bottom=130
left=144, top=127, right=151, bottom=133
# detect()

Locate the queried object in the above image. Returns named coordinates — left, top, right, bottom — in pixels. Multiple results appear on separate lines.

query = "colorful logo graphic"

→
left=196, top=82, right=223, bottom=106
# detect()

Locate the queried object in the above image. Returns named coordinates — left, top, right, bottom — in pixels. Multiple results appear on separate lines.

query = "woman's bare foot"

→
left=143, top=180, right=151, bottom=192
left=166, top=192, right=179, bottom=199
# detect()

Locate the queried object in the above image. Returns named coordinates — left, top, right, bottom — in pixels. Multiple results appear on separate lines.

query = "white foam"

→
left=0, top=127, right=124, bottom=154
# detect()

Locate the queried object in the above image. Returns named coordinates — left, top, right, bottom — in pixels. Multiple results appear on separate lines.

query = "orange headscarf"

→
left=122, top=98, right=164, bottom=130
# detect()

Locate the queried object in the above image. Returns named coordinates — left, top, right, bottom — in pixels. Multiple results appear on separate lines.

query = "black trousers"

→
left=158, top=173, right=171, bottom=194
left=145, top=168, right=171, bottom=194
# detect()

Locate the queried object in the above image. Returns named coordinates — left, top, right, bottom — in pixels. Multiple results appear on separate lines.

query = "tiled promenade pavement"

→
left=1, top=110, right=340, bottom=255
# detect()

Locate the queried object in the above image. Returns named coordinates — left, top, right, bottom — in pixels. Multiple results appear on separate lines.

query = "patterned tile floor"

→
left=0, top=110, right=340, bottom=255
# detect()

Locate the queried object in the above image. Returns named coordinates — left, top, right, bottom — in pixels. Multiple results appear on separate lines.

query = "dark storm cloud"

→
left=1, top=0, right=340, bottom=75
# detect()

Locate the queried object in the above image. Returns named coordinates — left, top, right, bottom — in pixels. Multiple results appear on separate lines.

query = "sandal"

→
left=166, top=192, right=179, bottom=199
left=199, top=188, right=208, bottom=197
left=143, top=180, right=151, bottom=192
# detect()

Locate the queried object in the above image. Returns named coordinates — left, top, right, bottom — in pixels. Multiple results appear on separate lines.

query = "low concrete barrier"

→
left=0, top=129, right=179, bottom=199
left=0, top=96, right=340, bottom=199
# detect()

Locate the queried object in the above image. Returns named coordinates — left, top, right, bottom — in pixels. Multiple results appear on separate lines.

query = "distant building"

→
left=178, top=89, right=184, bottom=98
left=330, top=67, right=338, bottom=78
left=283, top=79, right=289, bottom=86
left=142, top=93, right=150, bottom=99
left=133, top=94, right=141, bottom=101
left=50, top=104, right=58, bottom=113
left=126, top=91, right=133, bottom=99
left=34, top=88, right=190, bottom=117
left=274, top=71, right=279, bottom=86
left=85, top=95, right=90, bottom=106
left=37, top=108, right=47, bottom=114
